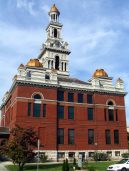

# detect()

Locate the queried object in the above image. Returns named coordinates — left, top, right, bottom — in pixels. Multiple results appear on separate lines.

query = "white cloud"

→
left=41, top=4, right=50, bottom=15
left=0, top=21, right=43, bottom=55
left=0, top=21, right=44, bottom=104
left=16, top=0, right=36, bottom=16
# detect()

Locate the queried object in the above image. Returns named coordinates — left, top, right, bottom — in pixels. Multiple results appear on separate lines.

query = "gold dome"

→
left=26, top=59, right=43, bottom=67
left=93, top=69, right=108, bottom=78
left=49, top=4, right=60, bottom=14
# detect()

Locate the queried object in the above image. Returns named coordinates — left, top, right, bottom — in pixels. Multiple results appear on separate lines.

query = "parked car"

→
left=107, top=158, right=129, bottom=171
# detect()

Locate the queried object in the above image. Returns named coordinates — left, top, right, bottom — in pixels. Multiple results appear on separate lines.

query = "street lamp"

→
left=37, top=139, right=40, bottom=171
left=94, top=142, right=98, bottom=161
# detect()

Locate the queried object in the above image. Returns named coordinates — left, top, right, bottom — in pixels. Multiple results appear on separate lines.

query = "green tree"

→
left=65, top=158, right=69, bottom=171
left=73, top=158, right=77, bottom=169
left=62, top=159, right=69, bottom=171
left=62, top=160, right=66, bottom=171
left=1, top=125, right=38, bottom=171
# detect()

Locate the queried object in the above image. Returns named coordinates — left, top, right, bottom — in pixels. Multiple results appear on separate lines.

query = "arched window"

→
left=33, top=94, right=41, bottom=117
left=62, top=62, right=63, bottom=71
left=108, top=101, right=113, bottom=106
left=108, top=101, right=114, bottom=121
left=48, top=60, right=51, bottom=69
left=65, top=63, right=67, bottom=71
left=55, top=56, right=59, bottom=70
left=51, top=61, right=53, bottom=68
left=54, top=28, right=57, bottom=38
left=34, top=94, right=41, bottom=100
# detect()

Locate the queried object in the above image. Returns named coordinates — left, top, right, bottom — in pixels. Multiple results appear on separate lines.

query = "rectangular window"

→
left=58, top=106, right=64, bottom=119
left=87, top=108, right=93, bottom=120
left=33, top=103, right=41, bottom=117
left=87, top=94, right=93, bottom=104
left=89, top=152, right=94, bottom=157
left=57, top=128, right=64, bottom=144
left=68, top=152, right=75, bottom=158
left=104, top=109, right=107, bottom=121
left=58, top=152, right=65, bottom=158
left=88, top=129, right=94, bottom=144
left=78, top=93, right=83, bottom=103
left=108, top=109, right=114, bottom=121
left=68, top=106, right=74, bottom=120
left=43, top=104, right=46, bottom=117
left=107, top=151, right=112, bottom=157
left=115, top=151, right=120, bottom=156
left=105, top=130, right=111, bottom=144
left=68, top=129, right=74, bottom=144
left=57, top=91, right=64, bottom=101
left=68, top=92, right=74, bottom=102
left=114, top=130, right=119, bottom=144
left=28, top=103, right=31, bottom=116
left=116, top=109, right=118, bottom=121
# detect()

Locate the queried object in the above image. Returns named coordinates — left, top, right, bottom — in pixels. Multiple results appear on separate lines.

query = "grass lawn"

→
left=85, top=161, right=116, bottom=171
left=6, top=161, right=116, bottom=171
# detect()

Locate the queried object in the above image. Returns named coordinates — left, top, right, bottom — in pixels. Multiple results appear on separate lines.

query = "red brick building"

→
left=0, top=4, right=128, bottom=160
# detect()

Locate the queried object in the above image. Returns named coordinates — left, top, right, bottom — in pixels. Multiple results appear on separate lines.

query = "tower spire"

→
left=38, top=4, right=70, bottom=76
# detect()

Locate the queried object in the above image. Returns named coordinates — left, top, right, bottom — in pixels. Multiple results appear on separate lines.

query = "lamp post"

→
left=37, top=139, right=40, bottom=171
left=94, top=142, right=98, bottom=161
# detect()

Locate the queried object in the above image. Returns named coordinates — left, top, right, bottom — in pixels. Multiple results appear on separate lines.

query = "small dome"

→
left=93, top=69, right=108, bottom=78
left=117, top=77, right=123, bottom=82
left=26, top=59, right=43, bottom=67
left=18, top=64, right=24, bottom=69
left=49, top=4, right=60, bottom=14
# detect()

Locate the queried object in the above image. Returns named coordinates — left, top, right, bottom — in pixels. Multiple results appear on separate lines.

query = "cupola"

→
left=93, top=69, right=108, bottom=78
left=49, top=4, right=60, bottom=22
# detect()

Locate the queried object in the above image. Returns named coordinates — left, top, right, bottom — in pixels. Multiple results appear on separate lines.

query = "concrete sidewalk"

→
left=0, top=163, right=8, bottom=171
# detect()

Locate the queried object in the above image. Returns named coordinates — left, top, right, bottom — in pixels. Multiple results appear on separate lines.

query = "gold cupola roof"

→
left=93, top=69, right=108, bottom=78
left=26, top=59, right=43, bottom=67
left=49, top=4, right=60, bottom=14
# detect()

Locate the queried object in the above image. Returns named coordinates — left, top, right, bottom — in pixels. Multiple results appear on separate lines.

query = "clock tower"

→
left=38, top=4, right=70, bottom=76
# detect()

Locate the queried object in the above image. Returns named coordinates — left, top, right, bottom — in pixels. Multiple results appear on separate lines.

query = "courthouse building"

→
left=0, top=4, right=128, bottom=160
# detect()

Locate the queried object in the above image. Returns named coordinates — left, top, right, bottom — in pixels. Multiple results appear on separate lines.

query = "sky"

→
left=0, top=0, right=129, bottom=124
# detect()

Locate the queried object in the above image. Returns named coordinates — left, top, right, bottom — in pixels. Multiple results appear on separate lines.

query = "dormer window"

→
left=27, top=71, right=31, bottom=78
left=45, top=74, right=50, bottom=80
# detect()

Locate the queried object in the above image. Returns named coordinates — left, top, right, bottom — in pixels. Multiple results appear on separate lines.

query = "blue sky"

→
left=0, top=0, right=129, bottom=124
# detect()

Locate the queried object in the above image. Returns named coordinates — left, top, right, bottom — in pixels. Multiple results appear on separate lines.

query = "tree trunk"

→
left=18, top=163, right=24, bottom=171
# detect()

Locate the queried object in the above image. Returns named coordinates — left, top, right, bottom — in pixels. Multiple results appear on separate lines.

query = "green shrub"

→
left=62, top=159, right=69, bottom=171
left=73, top=158, right=77, bottom=170
left=40, top=155, right=48, bottom=163
left=65, top=159, right=69, bottom=171
left=73, top=158, right=76, bottom=166
left=121, top=153, right=129, bottom=158
left=62, top=160, right=66, bottom=171
left=93, top=152, right=108, bottom=161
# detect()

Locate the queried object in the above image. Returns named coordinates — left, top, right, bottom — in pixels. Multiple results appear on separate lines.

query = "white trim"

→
left=33, top=149, right=128, bottom=160
left=31, top=92, right=44, bottom=99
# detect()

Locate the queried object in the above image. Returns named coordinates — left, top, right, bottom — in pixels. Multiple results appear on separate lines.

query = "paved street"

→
left=0, top=163, right=8, bottom=171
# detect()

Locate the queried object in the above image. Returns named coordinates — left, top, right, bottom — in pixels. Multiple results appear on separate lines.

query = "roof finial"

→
left=49, top=4, right=60, bottom=15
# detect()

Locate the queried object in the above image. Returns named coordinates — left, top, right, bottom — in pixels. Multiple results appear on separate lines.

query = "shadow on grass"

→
left=24, top=164, right=62, bottom=170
